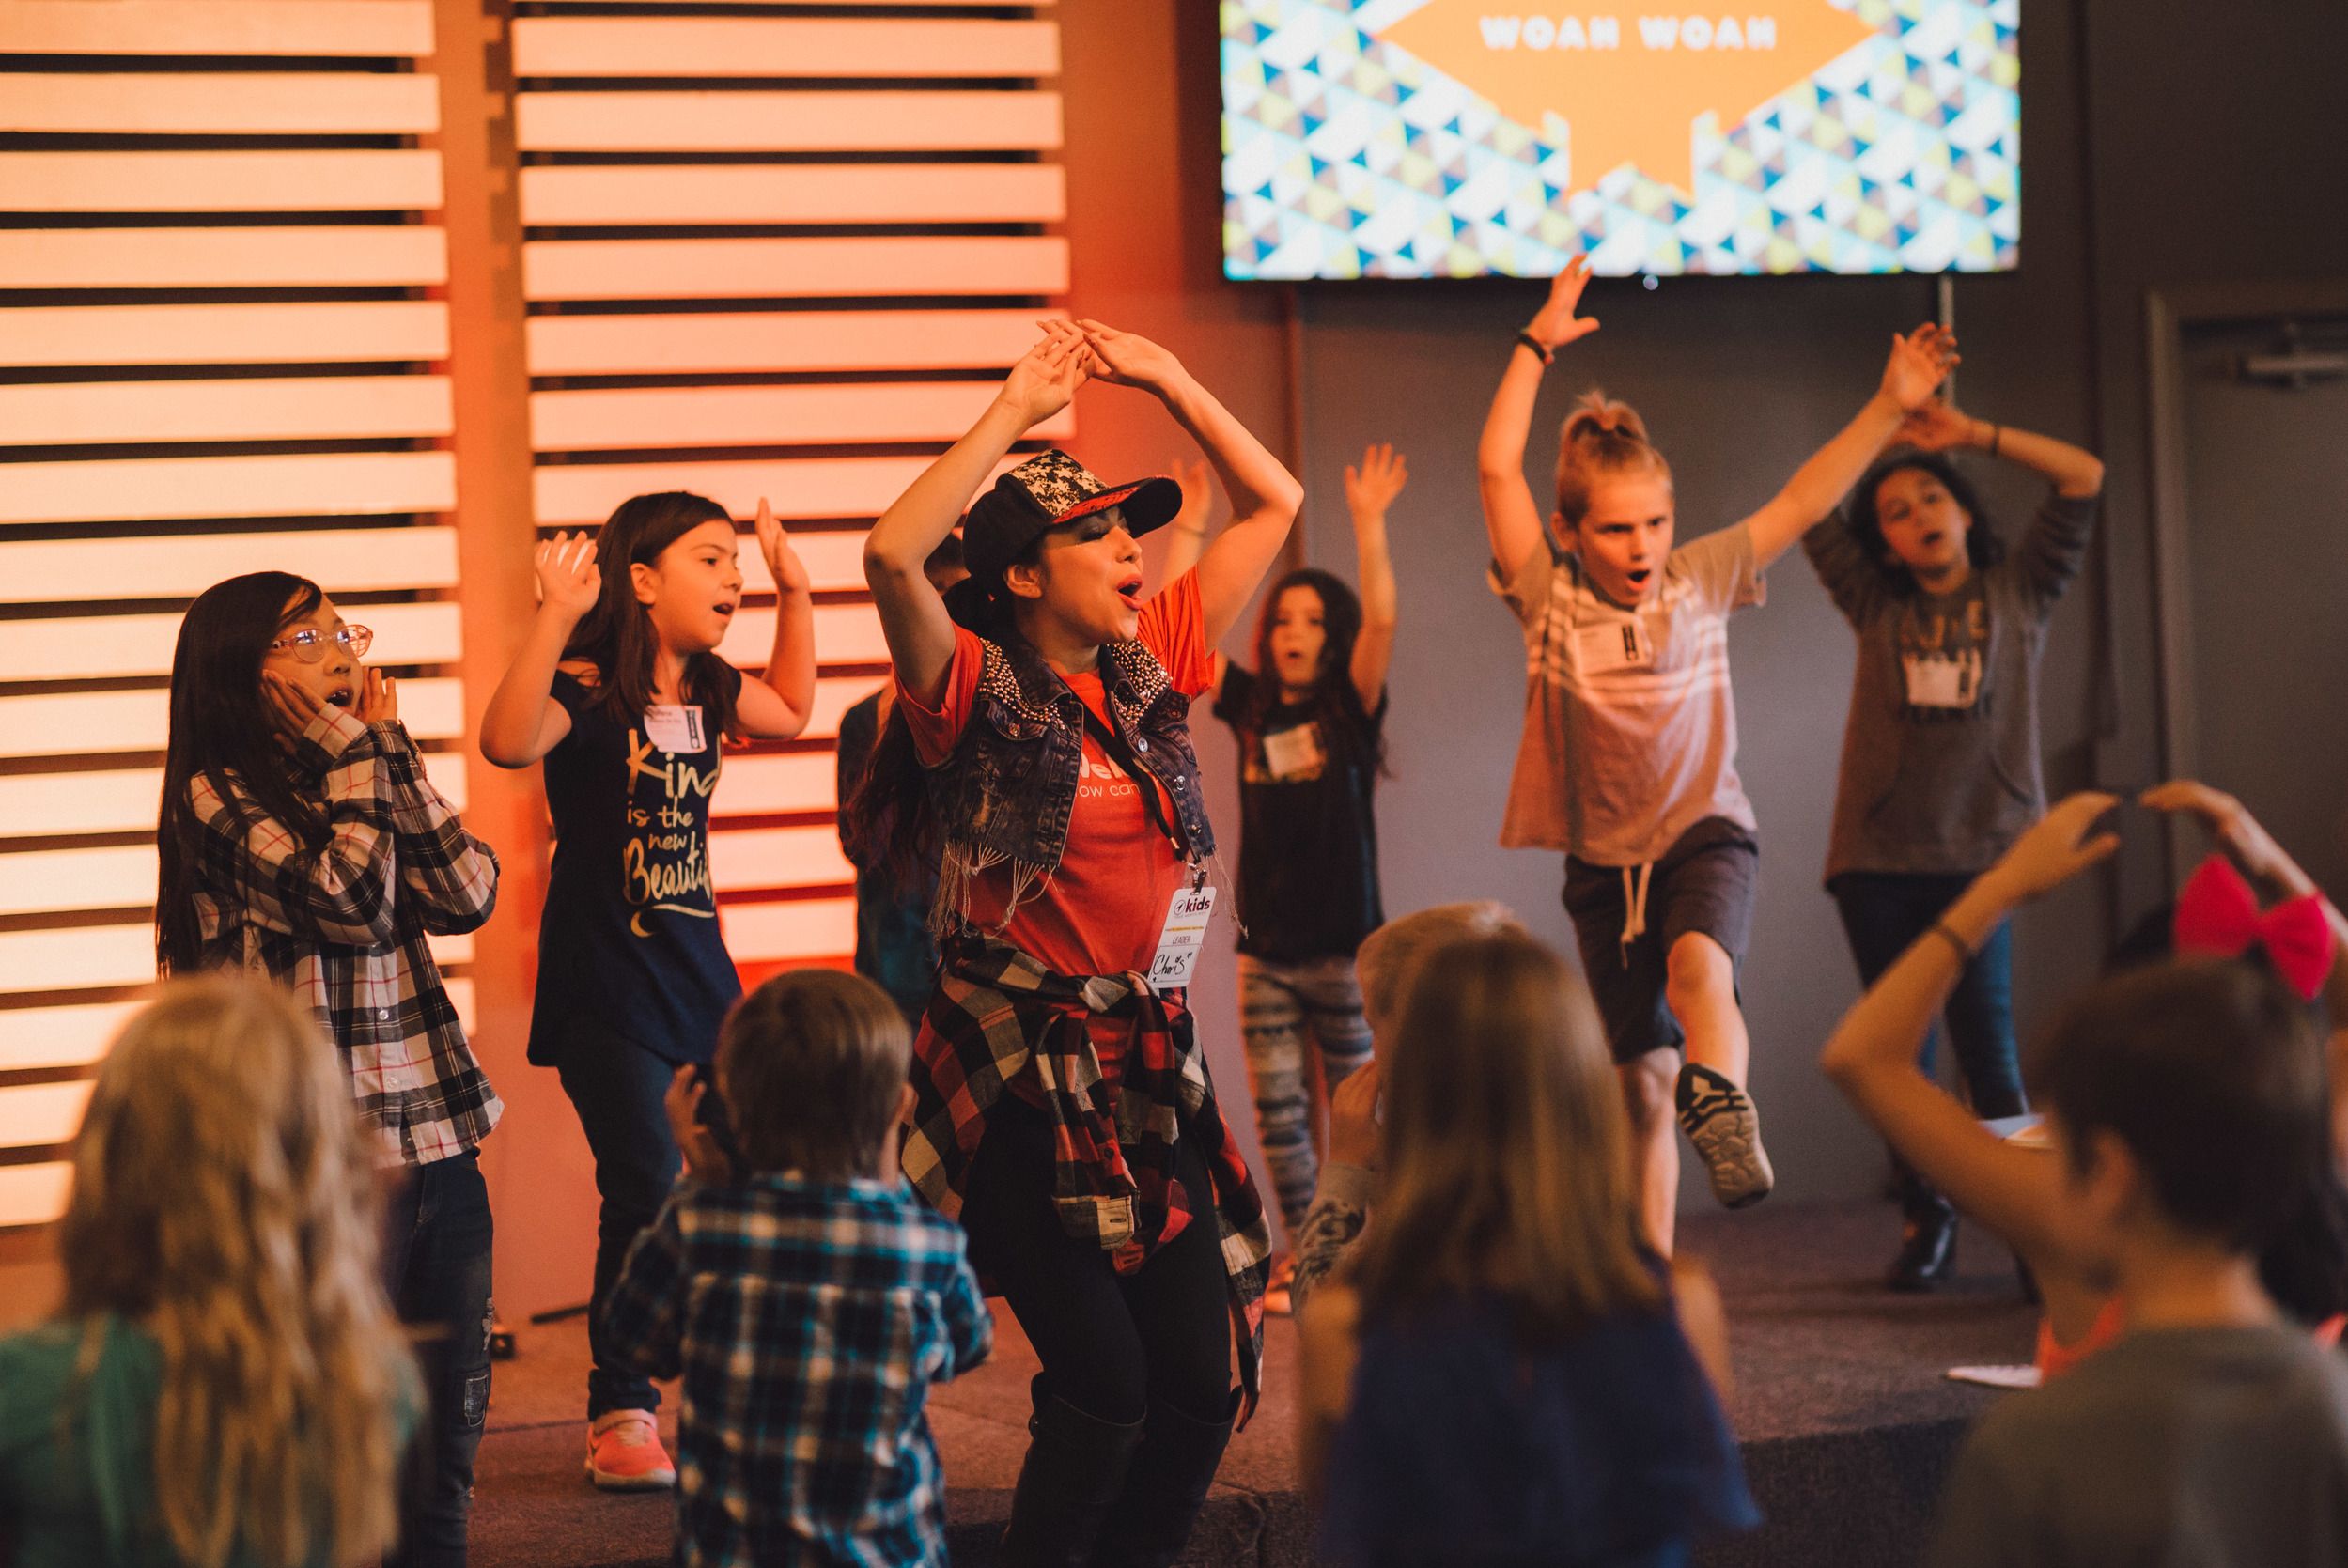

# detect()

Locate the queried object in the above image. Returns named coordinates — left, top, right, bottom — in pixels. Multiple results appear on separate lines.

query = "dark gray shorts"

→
left=1563, top=817, right=1760, bottom=1065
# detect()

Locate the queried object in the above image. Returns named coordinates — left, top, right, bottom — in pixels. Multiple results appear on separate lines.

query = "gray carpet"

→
left=470, top=1200, right=2037, bottom=1566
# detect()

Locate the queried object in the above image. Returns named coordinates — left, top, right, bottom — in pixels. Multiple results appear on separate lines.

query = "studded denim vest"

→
left=926, top=630, right=1216, bottom=935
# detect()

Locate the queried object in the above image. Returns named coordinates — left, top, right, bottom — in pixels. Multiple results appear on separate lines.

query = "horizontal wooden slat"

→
left=0, top=600, right=460, bottom=683
left=0, top=452, right=456, bottom=525
left=0, top=1000, right=139, bottom=1073
left=525, top=308, right=1055, bottom=377
left=709, top=824, right=852, bottom=892
left=1, top=74, right=440, bottom=135
left=0, top=1161, right=70, bottom=1229
left=536, top=455, right=1014, bottom=528
left=0, top=1, right=434, bottom=56
left=0, top=1079, right=92, bottom=1149
left=0, top=526, right=459, bottom=605
left=722, top=602, right=885, bottom=669
left=0, top=376, right=452, bottom=446
left=516, top=89, right=1060, bottom=153
left=513, top=16, right=1055, bottom=78
left=522, top=235, right=1065, bottom=302
left=719, top=896, right=855, bottom=964
left=713, top=751, right=839, bottom=817
left=0, top=846, right=158, bottom=916
left=0, top=226, right=446, bottom=289
left=803, top=675, right=879, bottom=742
left=0, top=150, right=443, bottom=214
left=744, top=529, right=864, bottom=596
left=0, top=679, right=465, bottom=756
left=531, top=381, right=1071, bottom=452
left=0, top=924, right=470, bottom=995
left=0, top=753, right=466, bottom=839
left=520, top=163, right=1063, bottom=228
left=0, top=302, right=449, bottom=367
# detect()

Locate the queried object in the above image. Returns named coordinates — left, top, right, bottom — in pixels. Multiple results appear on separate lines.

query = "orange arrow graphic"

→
left=1377, top=4, right=1880, bottom=196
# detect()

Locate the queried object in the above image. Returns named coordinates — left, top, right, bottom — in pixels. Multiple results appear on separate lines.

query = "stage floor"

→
left=472, top=1200, right=2040, bottom=1567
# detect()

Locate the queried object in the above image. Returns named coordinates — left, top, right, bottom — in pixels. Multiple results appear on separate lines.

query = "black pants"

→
left=960, top=1096, right=1232, bottom=1426
left=555, top=1028, right=682, bottom=1418
left=382, top=1147, right=495, bottom=1568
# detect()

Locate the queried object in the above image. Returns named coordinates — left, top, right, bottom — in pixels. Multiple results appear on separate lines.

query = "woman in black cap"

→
left=851, top=320, right=1301, bottom=1565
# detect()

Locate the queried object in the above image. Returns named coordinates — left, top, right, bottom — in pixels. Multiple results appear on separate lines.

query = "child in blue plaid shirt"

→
left=601, top=969, right=992, bottom=1568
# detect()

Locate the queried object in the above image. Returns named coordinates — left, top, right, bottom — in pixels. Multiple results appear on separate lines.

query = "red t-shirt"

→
left=897, top=570, right=1214, bottom=981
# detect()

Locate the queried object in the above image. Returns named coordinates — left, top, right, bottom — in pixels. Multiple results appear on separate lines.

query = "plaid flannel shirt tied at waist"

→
left=902, top=929, right=1273, bottom=1418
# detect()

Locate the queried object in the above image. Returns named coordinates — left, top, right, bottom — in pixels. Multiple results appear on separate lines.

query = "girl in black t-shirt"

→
left=479, top=489, right=815, bottom=1489
left=1189, top=442, right=1404, bottom=1305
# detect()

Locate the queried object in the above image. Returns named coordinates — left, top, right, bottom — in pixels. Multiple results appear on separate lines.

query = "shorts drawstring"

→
left=1619, top=862, right=1654, bottom=966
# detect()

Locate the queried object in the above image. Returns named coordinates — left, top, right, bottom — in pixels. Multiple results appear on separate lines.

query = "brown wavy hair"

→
left=1554, top=390, right=1673, bottom=529
left=57, top=978, right=412, bottom=1567
left=1346, top=932, right=1662, bottom=1341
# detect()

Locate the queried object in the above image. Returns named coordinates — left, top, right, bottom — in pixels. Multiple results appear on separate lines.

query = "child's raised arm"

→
left=1477, top=257, right=1600, bottom=582
left=1078, top=319, right=1305, bottom=647
left=1345, top=442, right=1406, bottom=710
left=863, top=332, right=1088, bottom=704
left=1739, top=324, right=1958, bottom=568
left=1819, top=793, right=2118, bottom=1264
left=734, top=499, right=817, bottom=739
left=1897, top=400, right=2105, bottom=499
left=479, top=533, right=599, bottom=768
left=359, top=671, right=500, bottom=935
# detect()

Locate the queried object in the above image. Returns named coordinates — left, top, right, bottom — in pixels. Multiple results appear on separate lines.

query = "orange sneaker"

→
left=584, top=1408, right=676, bottom=1491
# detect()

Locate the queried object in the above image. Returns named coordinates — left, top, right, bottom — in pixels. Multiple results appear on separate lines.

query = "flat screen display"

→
left=1221, top=0, right=2019, bottom=280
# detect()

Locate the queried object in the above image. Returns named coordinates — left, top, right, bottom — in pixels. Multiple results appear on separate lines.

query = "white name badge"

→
left=1148, top=882, right=1218, bottom=991
left=1902, top=654, right=1980, bottom=709
left=1260, top=722, right=1325, bottom=781
left=1574, top=618, right=1655, bottom=674
left=645, top=704, right=708, bottom=753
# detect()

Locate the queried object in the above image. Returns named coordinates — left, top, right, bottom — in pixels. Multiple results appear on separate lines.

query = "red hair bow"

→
left=2171, top=856, right=2336, bottom=1002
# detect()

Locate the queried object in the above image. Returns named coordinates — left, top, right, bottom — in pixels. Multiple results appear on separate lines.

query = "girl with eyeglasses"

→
left=156, top=571, right=504, bottom=1562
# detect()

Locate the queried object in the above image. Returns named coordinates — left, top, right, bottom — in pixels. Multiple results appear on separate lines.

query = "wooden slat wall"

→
left=0, top=1, right=461, bottom=1228
left=516, top=2, right=1065, bottom=970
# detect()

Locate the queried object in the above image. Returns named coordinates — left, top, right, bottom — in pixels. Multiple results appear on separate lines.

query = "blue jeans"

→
left=555, top=1027, right=681, bottom=1419
left=382, top=1147, right=495, bottom=1568
left=1828, top=872, right=2027, bottom=1216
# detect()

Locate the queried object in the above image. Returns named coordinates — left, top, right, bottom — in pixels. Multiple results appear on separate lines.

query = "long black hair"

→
left=1843, top=449, right=2006, bottom=592
left=158, top=572, right=330, bottom=973
left=563, top=491, right=741, bottom=735
left=840, top=541, right=1038, bottom=900
left=1241, top=567, right=1385, bottom=774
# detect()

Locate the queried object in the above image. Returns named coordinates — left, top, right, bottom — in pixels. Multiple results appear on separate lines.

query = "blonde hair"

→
left=57, top=977, right=412, bottom=1568
left=1346, top=933, right=1661, bottom=1338
left=1554, top=390, right=1672, bottom=528
left=1354, top=901, right=1522, bottom=1033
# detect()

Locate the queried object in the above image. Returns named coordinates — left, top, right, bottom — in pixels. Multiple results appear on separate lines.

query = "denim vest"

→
left=926, top=631, right=1216, bottom=935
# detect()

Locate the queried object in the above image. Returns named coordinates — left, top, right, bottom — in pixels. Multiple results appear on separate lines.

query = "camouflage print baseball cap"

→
left=961, top=449, right=1184, bottom=583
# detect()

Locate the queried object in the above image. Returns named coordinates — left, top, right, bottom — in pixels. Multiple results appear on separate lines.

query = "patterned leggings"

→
left=1236, top=953, right=1375, bottom=1234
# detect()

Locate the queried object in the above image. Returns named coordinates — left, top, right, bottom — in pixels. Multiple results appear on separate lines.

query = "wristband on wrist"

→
left=1516, top=330, right=1554, bottom=365
left=1925, top=920, right=1974, bottom=963
left=1988, top=423, right=2004, bottom=457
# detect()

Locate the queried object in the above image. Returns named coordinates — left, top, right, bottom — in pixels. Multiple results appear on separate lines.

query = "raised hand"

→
left=353, top=667, right=398, bottom=726
left=1327, top=1060, right=1383, bottom=1172
left=1344, top=442, right=1408, bottom=521
left=260, top=668, right=327, bottom=745
left=2140, top=780, right=2309, bottom=893
left=535, top=531, right=601, bottom=623
left=1896, top=398, right=1975, bottom=452
left=754, top=496, right=810, bottom=596
left=1074, top=318, right=1187, bottom=393
left=996, top=328, right=1091, bottom=428
left=665, top=1065, right=736, bottom=1188
left=1881, top=322, right=1960, bottom=412
left=1983, top=792, right=2121, bottom=905
left=1526, top=254, right=1602, bottom=350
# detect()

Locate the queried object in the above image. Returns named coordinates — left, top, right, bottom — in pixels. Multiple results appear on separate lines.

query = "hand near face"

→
left=353, top=667, right=398, bottom=726
left=1895, top=399, right=1973, bottom=452
left=260, top=668, right=327, bottom=745
left=754, top=496, right=811, bottom=596
left=536, top=531, right=602, bottom=622
left=665, top=1066, right=736, bottom=1188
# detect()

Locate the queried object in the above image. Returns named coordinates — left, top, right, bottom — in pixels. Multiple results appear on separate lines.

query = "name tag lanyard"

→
left=1078, top=703, right=1223, bottom=988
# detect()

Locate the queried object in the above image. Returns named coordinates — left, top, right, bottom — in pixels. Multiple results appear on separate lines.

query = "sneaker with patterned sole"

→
left=585, top=1409, right=676, bottom=1491
left=1676, top=1063, right=1774, bottom=1209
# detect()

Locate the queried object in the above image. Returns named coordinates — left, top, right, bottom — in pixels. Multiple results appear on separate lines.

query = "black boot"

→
left=1888, top=1195, right=1959, bottom=1293
left=1003, top=1377, right=1143, bottom=1568
left=1087, top=1390, right=1240, bottom=1568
